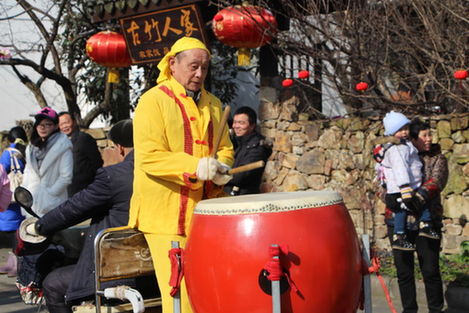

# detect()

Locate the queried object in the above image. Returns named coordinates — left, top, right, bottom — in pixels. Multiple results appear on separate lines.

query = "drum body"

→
left=184, top=191, right=363, bottom=313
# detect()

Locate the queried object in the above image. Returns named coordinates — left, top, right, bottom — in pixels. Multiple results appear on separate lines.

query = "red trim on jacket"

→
left=159, top=85, right=194, bottom=236
left=208, top=121, right=213, bottom=155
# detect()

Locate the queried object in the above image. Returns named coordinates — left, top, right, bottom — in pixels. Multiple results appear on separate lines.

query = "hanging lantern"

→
left=282, top=79, right=294, bottom=87
left=355, top=82, right=369, bottom=92
left=454, top=70, right=468, bottom=80
left=212, top=5, right=278, bottom=66
left=86, top=31, right=131, bottom=83
left=298, top=70, right=310, bottom=79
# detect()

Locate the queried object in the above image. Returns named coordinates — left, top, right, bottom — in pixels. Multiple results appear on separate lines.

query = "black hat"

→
left=108, top=119, right=133, bottom=147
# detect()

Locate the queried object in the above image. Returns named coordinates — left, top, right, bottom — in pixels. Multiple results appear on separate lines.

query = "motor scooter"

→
left=14, top=186, right=86, bottom=260
left=15, top=186, right=161, bottom=313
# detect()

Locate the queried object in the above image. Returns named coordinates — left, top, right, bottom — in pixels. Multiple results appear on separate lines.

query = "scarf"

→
left=32, top=132, right=61, bottom=170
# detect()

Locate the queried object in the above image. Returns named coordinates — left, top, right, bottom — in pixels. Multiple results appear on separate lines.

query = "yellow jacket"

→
left=129, top=77, right=234, bottom=235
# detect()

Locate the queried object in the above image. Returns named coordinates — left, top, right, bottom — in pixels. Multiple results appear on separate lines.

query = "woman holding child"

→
left=383, top=116, right=447, bottom=313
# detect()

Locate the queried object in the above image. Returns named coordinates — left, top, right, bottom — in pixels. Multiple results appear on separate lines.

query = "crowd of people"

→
left=0, top=36, right=448, bottom=313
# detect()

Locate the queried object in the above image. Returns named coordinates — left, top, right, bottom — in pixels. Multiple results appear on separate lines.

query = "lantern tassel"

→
left=238, top=48, right=251, bottom=67
left=108, top=68, right=120, bottom=84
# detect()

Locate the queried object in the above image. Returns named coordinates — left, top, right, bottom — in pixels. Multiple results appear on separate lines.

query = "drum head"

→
left=195, top=191, right=343, bottom=215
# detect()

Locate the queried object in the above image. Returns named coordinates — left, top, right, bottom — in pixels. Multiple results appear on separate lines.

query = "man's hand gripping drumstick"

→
left=196, top=106, right=231, bottom=185
left=195, top=106, right=264, bottom=185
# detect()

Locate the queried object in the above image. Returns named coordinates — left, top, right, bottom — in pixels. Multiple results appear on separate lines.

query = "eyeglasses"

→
left=37, top=122, right=55, bottom=129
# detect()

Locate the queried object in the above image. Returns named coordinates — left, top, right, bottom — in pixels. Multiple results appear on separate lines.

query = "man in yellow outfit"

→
left=129, top=37, right=234, bottom=313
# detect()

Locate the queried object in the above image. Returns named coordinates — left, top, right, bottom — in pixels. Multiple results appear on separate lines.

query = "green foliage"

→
left=441, top=241, right=469, bottom=287
left=59, top=1, right=129, bottom=123
left=209, top=41, right=239, bottom=106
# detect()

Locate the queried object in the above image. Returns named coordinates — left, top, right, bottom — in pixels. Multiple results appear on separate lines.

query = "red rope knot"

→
left=168, top=247, right=184, bottom=297
left=263, top=245, right=300, bottom=295
left=264, top=256, right=282, bottom=281
left=368, top=256, right=381, bottom=274
left=264, top=245, right=286, bottom=281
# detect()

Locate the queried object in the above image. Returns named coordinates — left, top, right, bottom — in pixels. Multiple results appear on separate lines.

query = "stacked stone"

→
left=258, top=88, right=469, bottom=254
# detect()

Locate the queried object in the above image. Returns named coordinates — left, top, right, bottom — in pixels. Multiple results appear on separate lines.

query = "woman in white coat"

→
left=16, top=107, right=73, bottom=305
left=22, top=107, right=73, bottom=217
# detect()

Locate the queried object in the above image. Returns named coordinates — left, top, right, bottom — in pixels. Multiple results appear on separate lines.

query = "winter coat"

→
left=381, top=140, right=422, bottom=193
left=68, top=130, right=103, bottom=196
left=36, top=151, right=134, bottom=302
left=129, top=76, right=234, bottom=236
left=22, top=133, right=73, bottom=217
left=384, top=144, right=448, bottom=228
left=224, top=131, right=272, bottom=195
left=0, top=143, right=26, bottom=173
left=0, top=143, right=26, bottom=231
left=419, top=144, right=448, bottom=224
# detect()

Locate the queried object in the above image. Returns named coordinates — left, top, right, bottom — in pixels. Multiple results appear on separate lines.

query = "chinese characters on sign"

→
left=120, top=4, right=207, bottom=64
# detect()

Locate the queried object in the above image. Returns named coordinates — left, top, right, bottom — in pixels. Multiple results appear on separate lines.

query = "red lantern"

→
left=454, top=70, right=468, bottom=80
left=212, top=5, right=277, bottom=66
left=282, top=79, right=294, bottom=87
left=298, top=70, right=310, bottom=79
left=86, top=31, right=131, bottom=67
left=212, top=5, right=277, bottom=48
left=86, top=31, right=131, bottom=83
left=355, top=82, right=369, bottom=92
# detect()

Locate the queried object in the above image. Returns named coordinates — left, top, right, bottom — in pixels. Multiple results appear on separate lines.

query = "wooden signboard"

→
left=119, top=4, right=208, bottom=65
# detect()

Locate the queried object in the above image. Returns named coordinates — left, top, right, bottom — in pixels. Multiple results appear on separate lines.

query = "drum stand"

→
left=270, top=244, right=281, bottom=313
left=361, top=234, right=373, bottom=313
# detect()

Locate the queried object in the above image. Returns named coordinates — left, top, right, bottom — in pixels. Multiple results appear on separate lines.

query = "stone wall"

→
left=258, top=90, right=469, bottom=254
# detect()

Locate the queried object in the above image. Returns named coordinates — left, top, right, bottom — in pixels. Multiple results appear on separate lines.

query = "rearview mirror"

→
left=14, top=186, right=37, bottom=218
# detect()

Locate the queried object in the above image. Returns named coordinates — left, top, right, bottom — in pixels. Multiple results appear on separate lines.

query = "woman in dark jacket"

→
left=386, top=118, right=448, bottom=313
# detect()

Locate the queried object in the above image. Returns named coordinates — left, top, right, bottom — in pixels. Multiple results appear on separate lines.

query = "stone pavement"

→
left=0, top=247, right=437, bottom=313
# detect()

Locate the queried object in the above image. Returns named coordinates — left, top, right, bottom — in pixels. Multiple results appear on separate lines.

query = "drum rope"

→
left=168, top=248, right=185, bottom=297
left=264, top=245, right=300, bottom=294
left=367, top=256, right=398, bottom=313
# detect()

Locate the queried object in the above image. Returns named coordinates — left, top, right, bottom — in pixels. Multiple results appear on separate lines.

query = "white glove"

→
left=212, top=162, right=232, bottom=186
left=196, top=157, right=219, bottom=181
left=26, top=223, right=39, bottom=236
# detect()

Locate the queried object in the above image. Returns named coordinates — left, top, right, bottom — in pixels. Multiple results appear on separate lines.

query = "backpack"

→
left=7, top=148, right=24, bottom=201
left=371, top=136, right=401, bottom=188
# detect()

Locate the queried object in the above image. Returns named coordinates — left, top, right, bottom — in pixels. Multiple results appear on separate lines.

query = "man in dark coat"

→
left=59, top=112, right=103, bottom=196
left=224, top=107, right=272, bottom=195
left=24, top=119, right=134, bottom=313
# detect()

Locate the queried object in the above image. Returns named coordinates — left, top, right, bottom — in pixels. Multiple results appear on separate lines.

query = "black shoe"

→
left=419, top=222, right=440, bottom=240
left=392, top=234, right=415, bottom=251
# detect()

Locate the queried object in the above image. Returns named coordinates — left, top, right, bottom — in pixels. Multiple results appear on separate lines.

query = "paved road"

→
left=0, top=247, right=436, bottom=313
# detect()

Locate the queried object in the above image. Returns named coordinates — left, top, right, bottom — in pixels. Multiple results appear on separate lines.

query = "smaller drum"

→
left=184, top=191, right=363, bottom=313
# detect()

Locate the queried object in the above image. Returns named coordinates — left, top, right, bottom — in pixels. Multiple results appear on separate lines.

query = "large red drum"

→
left=184, top=191, right=363, bottom=313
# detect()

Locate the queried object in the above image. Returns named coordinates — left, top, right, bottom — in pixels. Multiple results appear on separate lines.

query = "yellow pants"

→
left=144, top=233, right=193, bottom=313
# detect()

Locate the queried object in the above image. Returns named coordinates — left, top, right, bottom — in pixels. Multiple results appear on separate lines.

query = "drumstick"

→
left=211, top=105, right=231, bottom=158
left=228, top=160, right=265, bottom=175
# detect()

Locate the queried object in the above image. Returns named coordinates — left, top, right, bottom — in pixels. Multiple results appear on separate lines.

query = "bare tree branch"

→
left=10, top=64, right=47, bottom=107
left=17, top=0, right=63, bottom=74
